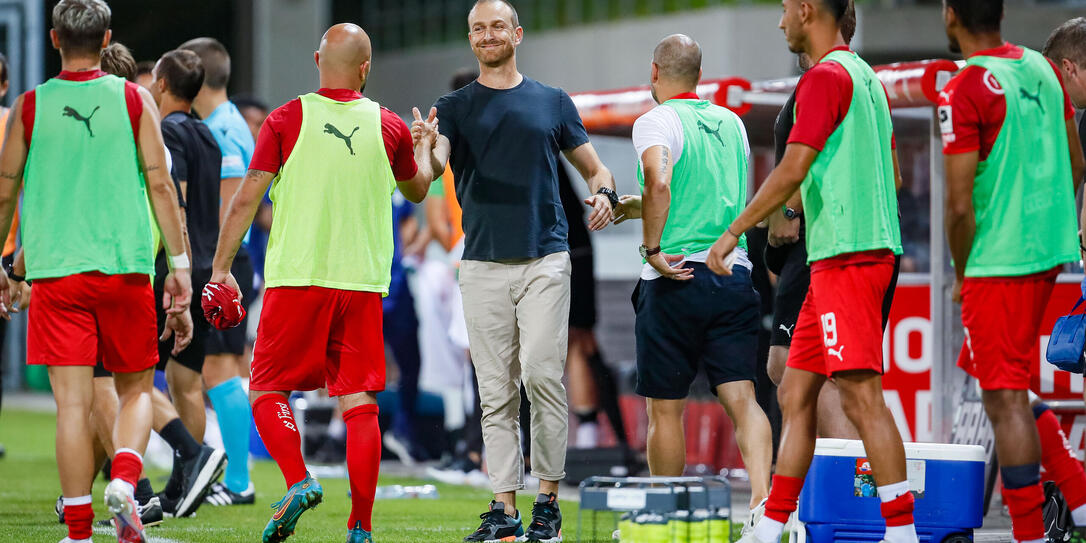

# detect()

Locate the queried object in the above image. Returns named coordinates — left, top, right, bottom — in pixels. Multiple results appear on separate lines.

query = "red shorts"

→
left=28, top=272, right=158, bottom=373
left=251, top=286, right=385, bottom=396
left=788, top=251, right=895, bottom=377
left=958, top=269, right=1058, bottom=391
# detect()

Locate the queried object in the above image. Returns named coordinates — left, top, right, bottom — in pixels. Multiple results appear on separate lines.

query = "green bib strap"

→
left=961, top=48, right=1077, bottom=277
left=636, top=99, right=749, bottom=256
left=801, top=50, right=902, bottom=263
left=22, top=74, right=154, bottom=280
left=264, top=93, right=397, bottom=293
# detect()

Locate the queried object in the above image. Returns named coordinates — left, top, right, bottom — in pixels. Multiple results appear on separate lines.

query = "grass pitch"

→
left=0, top=408, right=616, bottom=542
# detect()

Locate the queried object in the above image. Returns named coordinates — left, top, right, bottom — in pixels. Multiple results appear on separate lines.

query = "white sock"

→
left=752, top=517, right=785, bottom=542
left=62, top=539, right=92, bottom=543
left=883, top=524, right=918, bottom=543
left=1073, top=503, right=1086, bottom=526
left=61, top=495, right=92, bottom=507
left=877, top=481, right=910, bottom=502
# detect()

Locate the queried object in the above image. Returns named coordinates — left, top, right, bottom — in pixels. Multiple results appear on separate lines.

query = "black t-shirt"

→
left=162, top=111, right=222, bottom=274
left=557, top=162, right=592, bottom=255
left=434, top=77, right=590, bottom=261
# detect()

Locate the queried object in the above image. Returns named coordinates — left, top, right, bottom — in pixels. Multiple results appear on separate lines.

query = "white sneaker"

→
left=382, top=432, right=416, bottom=466
left=742, top=498, right=768, bottom=537
left=59, top=538, right=92, bottom=543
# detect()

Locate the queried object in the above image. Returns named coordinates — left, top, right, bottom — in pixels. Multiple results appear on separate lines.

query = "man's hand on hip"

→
left=647, top=252, right=693, bottom=281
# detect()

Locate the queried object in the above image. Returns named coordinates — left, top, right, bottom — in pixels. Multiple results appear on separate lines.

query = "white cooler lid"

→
left=813, top=438, right=986, bottom=462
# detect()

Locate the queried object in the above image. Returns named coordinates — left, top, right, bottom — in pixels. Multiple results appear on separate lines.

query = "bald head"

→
left=653, top=34, right=702, bottom=88
left=318, top=23, right=371, bottom=77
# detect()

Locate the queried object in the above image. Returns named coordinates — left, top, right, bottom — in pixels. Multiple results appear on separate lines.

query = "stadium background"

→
left=0, top=0, right=1084, bottom=541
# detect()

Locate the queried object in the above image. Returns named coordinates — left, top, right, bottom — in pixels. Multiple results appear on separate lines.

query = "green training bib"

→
left=263, top=93, right=397, bottom=293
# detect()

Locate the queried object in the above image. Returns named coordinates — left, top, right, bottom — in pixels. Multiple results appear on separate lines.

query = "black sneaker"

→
left=173, top=445, right=226, bottom=518
left=203, top=481, right=255, bottom=506
left=157, top=491, right=179, bottom=518
left=525, top=493, right=562, bottom=542
left=96, top=495, right=164, bottom=528
left=55, top=495, right=64, bottom=523
left=464, top=501, right=524, bottom=542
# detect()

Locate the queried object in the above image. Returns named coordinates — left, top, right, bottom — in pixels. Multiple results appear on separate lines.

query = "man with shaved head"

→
left=717, top=1, right=915, bottom=542
left=203, top=23, right=434, bottom=543
left=613, top=33, right=773, bottom=537
left=413, top=1, right=618, bottom=541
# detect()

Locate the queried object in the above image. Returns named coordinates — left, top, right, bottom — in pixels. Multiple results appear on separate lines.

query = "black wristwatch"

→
left=639, top=244, right=661, bottom=258
left=4, top=262, right=23, bottom=283
left=596, top=187, right=620, bottom=208
left=783, top=207, right=801, bottom=220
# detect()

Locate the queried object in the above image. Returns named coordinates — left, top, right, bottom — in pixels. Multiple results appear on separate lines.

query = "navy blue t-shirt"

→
left=434, top=76, right=590, bottom=261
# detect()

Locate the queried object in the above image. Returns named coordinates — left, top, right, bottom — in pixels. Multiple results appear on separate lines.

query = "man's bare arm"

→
left=220, top=177, right=242, bottom=225
left=640, top=145, right=673, bottom=251
left=212, top=169, right=275, bottom=274
left=429, top=135, right=451, bottom=182
left=136, top=88, right=187, bottom=260
left=944, top=151, right=979, bottom=282
left=563, top=141, right=616, bottom=231
left=0, top=94, right=27, bottom=242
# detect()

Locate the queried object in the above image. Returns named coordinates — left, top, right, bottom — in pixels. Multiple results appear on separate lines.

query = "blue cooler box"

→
left=796, top=439, right=985, bottom=543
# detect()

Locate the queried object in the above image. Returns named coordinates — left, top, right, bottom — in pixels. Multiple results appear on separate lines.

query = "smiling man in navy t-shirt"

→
left=412, top=1, right=619, bottom=541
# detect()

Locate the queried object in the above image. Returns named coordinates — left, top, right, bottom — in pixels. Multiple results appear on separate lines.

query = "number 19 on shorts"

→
left=821, top=312, right=838, bottom=347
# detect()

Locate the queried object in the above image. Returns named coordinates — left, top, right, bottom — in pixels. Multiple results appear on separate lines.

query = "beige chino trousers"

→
left=458, top=251, right=571, bottom=493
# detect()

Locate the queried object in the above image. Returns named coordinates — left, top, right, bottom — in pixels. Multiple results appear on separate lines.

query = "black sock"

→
left=159, top=418, right=201, bottom=461
left=575, top=409, right=599, bottom=425
left=135, top=477, right=154, bottom=503
left=163, top=451, right=184, bottom=499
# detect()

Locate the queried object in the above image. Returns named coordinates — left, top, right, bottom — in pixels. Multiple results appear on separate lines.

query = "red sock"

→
left=764, top=474, right=805, bottom=523
left=63, top=498, right=94, bottom=540
left=111, top=449, right=143, bottom=488
left=253, top=394, right=307, bottom=488
left=1001, top=483, right=1045, bottom=541
left=880, top=492, right=915, bottom=527
left=1037, top=409, right=1086, bottom=510
left=345, top=404, right=381, bottom=531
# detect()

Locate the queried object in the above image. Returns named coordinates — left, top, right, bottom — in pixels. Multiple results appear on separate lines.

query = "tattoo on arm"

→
left=0, top=171, right=20, bottom=180
left=659, top=148, right=670, bottom=176
left=144, top=164, right=161, bottom=173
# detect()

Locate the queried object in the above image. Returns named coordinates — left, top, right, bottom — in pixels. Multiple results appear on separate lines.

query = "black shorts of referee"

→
left=153, top=252, right=212, bottom=372
left=633, top=262, right=760, bottom=399
left=766, top=239, right=901, bottom=347
left=205, top=246, right=254, bottom=356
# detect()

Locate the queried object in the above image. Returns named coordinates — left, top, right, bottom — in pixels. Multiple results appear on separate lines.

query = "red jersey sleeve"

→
left=248, top=100, right=295, bottom=174
left=787, top=62, right=853, bottom=151
left=939, top=66, right=1000, bottom=156
left=380, top=107, right=418, bottom=182
left=21, top=90, right=34, bottom=146
left=123, top=81, right=142, bottom=140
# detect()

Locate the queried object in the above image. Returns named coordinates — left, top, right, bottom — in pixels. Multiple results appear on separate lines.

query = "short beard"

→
left=797, top=53, right=813, bottom=72
left=476, top=45, right=514, bottom=68
left=947, top=35, right=961, bottom=54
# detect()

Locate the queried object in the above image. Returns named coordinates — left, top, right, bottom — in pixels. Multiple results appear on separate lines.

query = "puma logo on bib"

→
left=324, top=123, right=360, bottom=155
left=1019, top=81, right=1045, bottom=114
left=63, top=105, right=100, bottom=137
left=697, top=119, right=725, bottom=147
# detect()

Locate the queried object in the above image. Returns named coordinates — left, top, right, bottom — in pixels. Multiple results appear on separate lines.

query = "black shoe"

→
left=157, top=491, right=179, bottom=518
left=464, top=501, right=524, bottom=542
left=173, top=446, right=226, bottom=518
left=203, top=481, right=255, bottom=506
left=55, top=495, right=64, bottom=523
left=525, top=493, right=562, bottom=542
left=96, top=495, right=164, bottom=528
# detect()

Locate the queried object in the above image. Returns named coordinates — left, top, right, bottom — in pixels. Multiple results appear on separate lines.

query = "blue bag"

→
left=1046, top=280, right=1086, bottom=374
